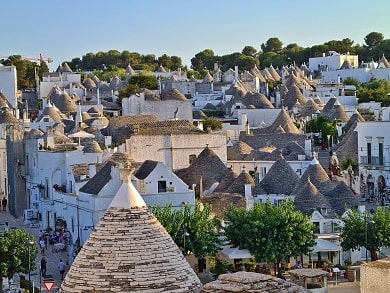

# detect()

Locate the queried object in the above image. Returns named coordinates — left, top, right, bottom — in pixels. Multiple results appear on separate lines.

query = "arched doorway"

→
left=360, top=174, right=365, bottom=196
left=366, top=175, right=375, bottom=201
left=377, top=176, right=386, bottom=206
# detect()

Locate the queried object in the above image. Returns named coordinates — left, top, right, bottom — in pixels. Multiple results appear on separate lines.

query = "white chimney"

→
left=234, top=66, right=238, bottom=81
left=89, top=164, right=96, bottom=178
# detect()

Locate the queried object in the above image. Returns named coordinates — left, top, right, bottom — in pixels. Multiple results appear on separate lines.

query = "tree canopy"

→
left=224, top=199, right=316, bottom=265
left=364, top=32, right=384, bottom=49
left=118, top=72, right=158, bottom=101
left=0, top=55, right=49, bottom=89
left=0, top=229, right=37, bottom=292
left=305, top=116, right=339, bottom=146
left=150, top=202, right=222, bottom=259
left=340, top=207, right=390, bottom=261
left=357, top=79, right=390, bottom=107
left=203, top=117, right=223, bottom=130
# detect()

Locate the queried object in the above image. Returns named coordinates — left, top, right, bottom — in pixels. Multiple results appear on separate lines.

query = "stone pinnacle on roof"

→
left=109, top=163, right=146, bottom=209
left=60, top=163, right=202, bottom=292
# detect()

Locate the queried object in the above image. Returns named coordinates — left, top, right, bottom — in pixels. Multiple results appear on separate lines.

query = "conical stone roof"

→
left=325, top=181, right=360, bottom=216
left=255, top=156, right=299, bottom=195
left=226, top=168, right=255, bottom=195
left=36, top=102, right=62, bottom=123
left=283, top=84, right=307, bottom=109
left=293, top=178, right=333, bottom=216
left=60, top=165, right=202, bottom=292
left=267, top=65, right=281, bottom=81
left=175, top=146, right=229, bottom=196
left=214, top=168, right=239, bottom=192
left=321, top=97, right=337, bottom=116
left=51, top=91, right=77, bottom=113
left=325, top=100, right=350, bottom=122
left=268, top=109, right=300, bottom=134
left=293, top=158, right=334, bottom=195
left=300, top=98, right=321, bottom=118
left=161, top=88, right=187, bottom=101
left=227, top=141, right=253, bottom=160
left=0, top=107, right=19, bottom=124
left=243, top=92, right=274, bottom=109
left=83, top=78, right=96, bottom=89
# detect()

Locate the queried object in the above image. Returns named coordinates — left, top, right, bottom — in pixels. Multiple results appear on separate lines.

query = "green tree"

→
left=224, top=199, right=316, bottom=267
left=158, top=54, right=173, bottom=69
left=306, top=116, right=338, bottom=145
left=260, top=37, right=283, bottom=54
left=203, top=117, right=222, bottom=130
left=364, top=32, right=384, bottom=49
left=150, top=202, right=222, bottom=258
left=0, top=229, right=37, bottom=292
left=340, top=207, right=390, bottom=261
left=0, top=55, right=47, bottom=89
left=237, top=55, right=260, bottom=71
left=191, top=49, right=215, bottom=71
left=341, top=158, right=358, bottom=172
left=128, top=73, right=158, bottom=90
left=170, top=56, right=182, bottom=71
left=357, top=79, right=390, bottom=107
left=343, top=77, right=360, bottom=88
left=242, top=46, right=257, bottom=56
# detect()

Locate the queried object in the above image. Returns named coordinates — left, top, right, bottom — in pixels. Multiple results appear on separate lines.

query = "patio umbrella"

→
left=69, top=130, right=94, bottom=145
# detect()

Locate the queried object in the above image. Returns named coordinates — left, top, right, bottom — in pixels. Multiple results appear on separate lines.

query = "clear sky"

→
left=1, top=0, right=389, bottom=71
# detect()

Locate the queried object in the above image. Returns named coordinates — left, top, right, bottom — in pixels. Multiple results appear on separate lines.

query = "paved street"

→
left=1, top=210, right=68, bottom=292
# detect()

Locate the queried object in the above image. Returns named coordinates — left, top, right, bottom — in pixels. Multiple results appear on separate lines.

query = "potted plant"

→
left=344, top=259, right=352, bottom=278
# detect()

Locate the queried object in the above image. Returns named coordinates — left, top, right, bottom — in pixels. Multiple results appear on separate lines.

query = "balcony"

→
left=360, top=156, right=383, bottom=168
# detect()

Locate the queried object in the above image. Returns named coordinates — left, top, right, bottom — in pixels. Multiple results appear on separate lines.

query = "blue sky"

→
left=1, top=0, right=389, bottom=71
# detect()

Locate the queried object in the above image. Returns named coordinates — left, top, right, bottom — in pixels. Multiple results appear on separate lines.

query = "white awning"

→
left=311, top=238, right=342, bottom=253
left=220, top=245, right=252, bottom=260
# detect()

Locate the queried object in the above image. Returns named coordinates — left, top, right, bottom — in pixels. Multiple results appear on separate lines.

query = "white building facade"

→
left=357, top=121, right=390, bottom=205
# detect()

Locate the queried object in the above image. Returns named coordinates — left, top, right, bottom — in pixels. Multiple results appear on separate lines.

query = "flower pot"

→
left=347, top=269, right=356, bottom=282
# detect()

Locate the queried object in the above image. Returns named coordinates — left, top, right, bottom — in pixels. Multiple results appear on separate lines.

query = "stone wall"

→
left=201, top=272, right=310, bottom=293
left=360, top=258, right=390, bottom=293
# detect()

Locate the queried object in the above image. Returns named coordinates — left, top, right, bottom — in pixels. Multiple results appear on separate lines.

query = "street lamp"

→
left=365, top=214, right=368, bottom=263
left=364, top=212, right=375, bottom=262
left=27, top=239, right=34, bottom=283
left=183, top=229, right=189, bottom=255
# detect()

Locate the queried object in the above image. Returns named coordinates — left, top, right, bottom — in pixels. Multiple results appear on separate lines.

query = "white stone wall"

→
left=40, top=72, right=81, bottom=98
left=309, top=52, right=358, bottom=71
left=0, top=139, right=7, bottom=196
left=122, top=93, right=193, bottom=121
left=357, top=121, right=390, bottom=198
left=0, top=66, right=17, bottom=108
left=126, top=132, right=227, bottom=170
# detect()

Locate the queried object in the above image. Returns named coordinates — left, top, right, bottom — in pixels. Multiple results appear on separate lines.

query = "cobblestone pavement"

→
left=1, top=210, right=68, bottom=292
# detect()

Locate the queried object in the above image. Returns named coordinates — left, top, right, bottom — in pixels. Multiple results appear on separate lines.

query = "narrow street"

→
left=1, top=210, right=68, bottom=292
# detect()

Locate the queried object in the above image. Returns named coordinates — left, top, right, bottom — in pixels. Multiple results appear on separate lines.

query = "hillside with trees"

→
left=2, top=31, right=390, bottom=91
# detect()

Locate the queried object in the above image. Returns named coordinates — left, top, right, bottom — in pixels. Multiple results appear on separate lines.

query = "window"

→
left=189, top=154, right=196, bottom=165
left=367, top=142, right=371, bottom=164
left=379, top=142, right=384, bottom=165
left=158, top=180, right=167, bottom=193
left=378, top=137, right=384, bottom=165
left=313, top=222, right=320, bottom=233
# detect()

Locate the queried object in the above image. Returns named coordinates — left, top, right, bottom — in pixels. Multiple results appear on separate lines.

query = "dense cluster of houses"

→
left=0, top=50, right=390, bottom=290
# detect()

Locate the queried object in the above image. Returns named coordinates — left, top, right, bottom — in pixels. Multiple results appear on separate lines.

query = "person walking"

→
left=4, top=221, right=10, bottom=231
left=2, top=197, right=7, bottom=211
left=40, top=238, right=46, bottom=255
left=58, top=259, right=65, bottom=280
left=41, top=257, right=47, bottom=277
